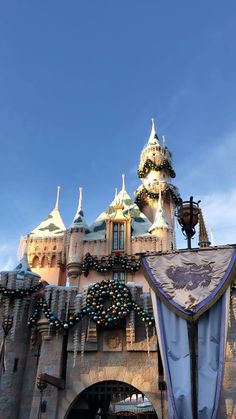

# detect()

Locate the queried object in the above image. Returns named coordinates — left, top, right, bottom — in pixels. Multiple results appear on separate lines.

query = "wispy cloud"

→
left=202, top=188, right=236, bottom=245
left=0, top=241, right=18, bottom=271
left=188, top=128, right=236, bottom=191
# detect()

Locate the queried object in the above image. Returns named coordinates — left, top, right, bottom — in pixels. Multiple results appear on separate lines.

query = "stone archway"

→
left=64, top=380, right=158, bottom=419
left=56, top=351, right=166, bottom=418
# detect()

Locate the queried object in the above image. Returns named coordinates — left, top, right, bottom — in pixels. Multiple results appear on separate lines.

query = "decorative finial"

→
left=55, top=186, right=61, bottom=210
left=78, top=187, right=83, bottom=211
left=148, top=118, right=159, bottom=145
left=162, top=135, right=166, bottom=147
left=115, top=188, right=118, bottom=198
left=122, top=174, right=126, bottom=192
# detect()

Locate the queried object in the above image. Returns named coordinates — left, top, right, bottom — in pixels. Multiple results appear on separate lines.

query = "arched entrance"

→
left=66, top=380, right=158, bottom=419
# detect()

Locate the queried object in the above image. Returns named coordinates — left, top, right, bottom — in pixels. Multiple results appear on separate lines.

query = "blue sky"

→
left=0, top=1, right=236, bottom=269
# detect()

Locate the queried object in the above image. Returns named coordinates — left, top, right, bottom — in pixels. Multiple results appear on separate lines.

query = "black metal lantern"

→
left=176, top=196, right=201, bottom=249
left=37, top=376, right=47, bottom=419
left=37, top=376, right=47, bottom=392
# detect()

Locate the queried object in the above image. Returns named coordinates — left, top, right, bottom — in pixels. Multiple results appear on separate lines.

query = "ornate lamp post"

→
left=176, top=197, right=201, bottom=418
left=176, top=196, right=201, bottom=249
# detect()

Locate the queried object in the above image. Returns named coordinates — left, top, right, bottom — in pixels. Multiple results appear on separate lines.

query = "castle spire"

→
left=54, top=186, right=61, bottom=210
left=148, top=118, right=160, bottom=146
left=198, top=209, right=211, bottom=247
left=78, top=187, right=83, bottom=212
left=71, top=187, right=89, bottom=231
left=122, top=174, right=126, bottom=192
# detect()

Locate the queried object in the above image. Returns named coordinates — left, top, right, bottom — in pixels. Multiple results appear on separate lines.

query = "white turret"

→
left=149, top=188, right=169, bottom=233
left=67, top=187, right=88, bottom=285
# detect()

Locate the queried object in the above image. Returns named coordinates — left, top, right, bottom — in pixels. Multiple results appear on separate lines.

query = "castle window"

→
left=113, top=271, right=126, bottom=283
left=41, top=256, right=48, bottom=268
left=112, top=223, right=124, bottom=250
left=32, top=256, right=39, bottom=268
left=51, top=255, right=56, bottom=267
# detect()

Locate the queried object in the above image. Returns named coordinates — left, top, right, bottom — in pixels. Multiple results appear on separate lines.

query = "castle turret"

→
left=26, top=186, right=66, bottom=285
left=67, top=187, right=89, bottom=285
left=148, top=187, right=173, bottom=251
left=135, top=119, right=181, bottom=249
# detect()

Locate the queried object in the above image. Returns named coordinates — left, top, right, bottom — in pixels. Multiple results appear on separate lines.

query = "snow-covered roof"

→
left=84, top=176, right=151, bottom=241
left=29, top=187, right=66, bottom=237
left=0, top=255, right=40, bottom=280
left=14, top=256, right=41, bottom=279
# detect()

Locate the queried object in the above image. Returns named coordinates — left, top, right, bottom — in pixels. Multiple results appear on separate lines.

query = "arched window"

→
left=41, top=256, right=48, bottom=268
left=51, top=255, right=56, bottom=267
left=32, top=256, right=40, bottom=268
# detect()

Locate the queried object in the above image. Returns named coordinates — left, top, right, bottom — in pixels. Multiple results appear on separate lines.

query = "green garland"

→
left=29, top=279, right=155, bottom=330
left=135, top=185, right=182, bottom=207
left=82, top=254, right=141, bottom=277
left=138, top=159, right=176, bottom=179
left=0, top=283, right=42, bottom=298
left=29, top=299, right=82, bottom=330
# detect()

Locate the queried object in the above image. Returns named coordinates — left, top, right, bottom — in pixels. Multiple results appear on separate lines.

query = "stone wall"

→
left=0, top=286, right=236, bottom=418
left=219, top=287, right=236, bottom=418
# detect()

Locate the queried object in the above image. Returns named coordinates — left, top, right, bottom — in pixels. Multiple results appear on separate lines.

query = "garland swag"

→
left=82, top=254, right=141, bottom=277
left=0, top=283, right=42, bottom=298
left=29, top=279, right=155, bottom=330
left=138, top=158, right=176, bottom=179
left=135, top=185, right=182, bottom=207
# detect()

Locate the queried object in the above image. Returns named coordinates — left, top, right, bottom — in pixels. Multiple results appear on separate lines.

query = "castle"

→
left=0, top=120, right=235, bottom=419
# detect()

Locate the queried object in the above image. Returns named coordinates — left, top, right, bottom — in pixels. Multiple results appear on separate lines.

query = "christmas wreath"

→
left=85, top=280, right=133, bottom=326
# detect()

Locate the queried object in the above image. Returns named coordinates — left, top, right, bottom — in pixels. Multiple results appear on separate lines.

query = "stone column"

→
left=29, top=317, right=65, bottom=419
left=219, top=288, right=236, bottom=418
left=0, top=313, right=31, bottom=419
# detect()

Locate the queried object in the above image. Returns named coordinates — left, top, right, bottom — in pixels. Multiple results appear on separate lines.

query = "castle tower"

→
left=67, top=187, right=89, bottom=285
left=135, top=119, right=181, bottom=249
left=26, top=186, right=66, bottom=285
